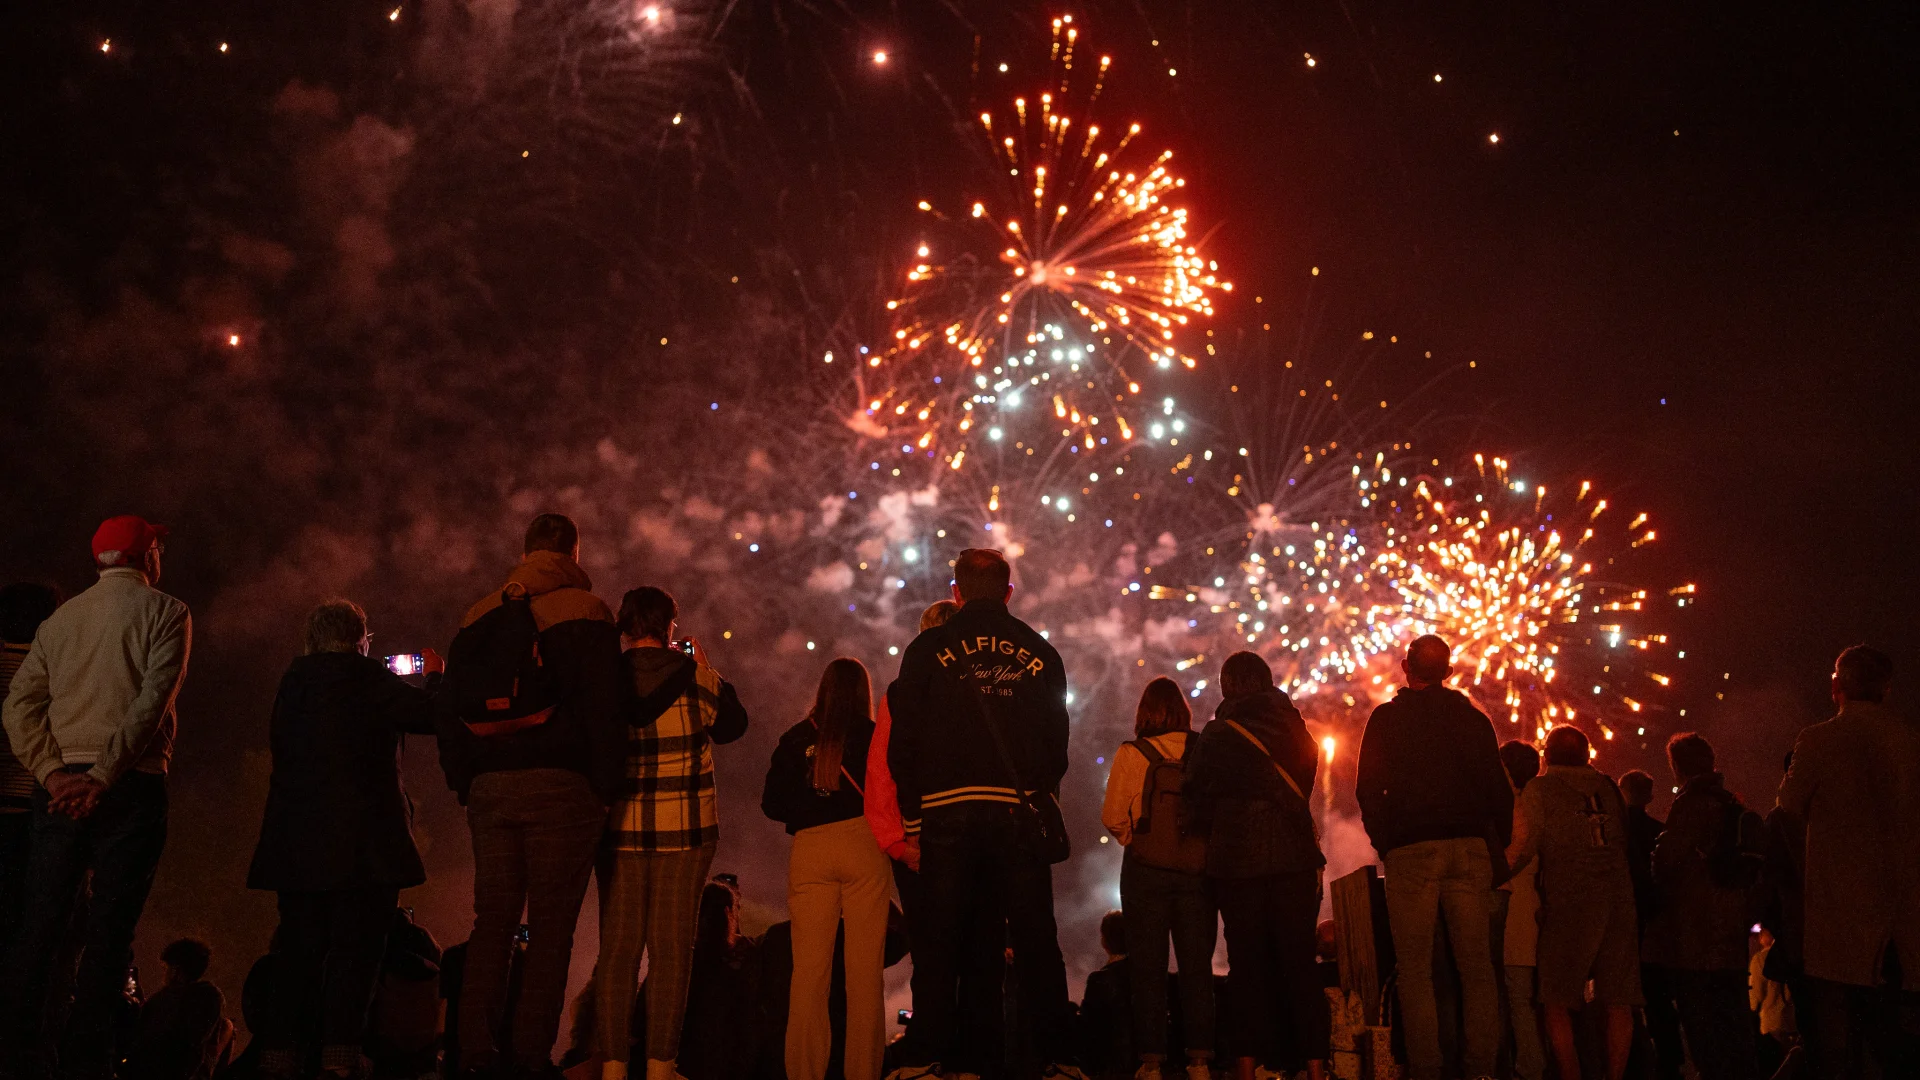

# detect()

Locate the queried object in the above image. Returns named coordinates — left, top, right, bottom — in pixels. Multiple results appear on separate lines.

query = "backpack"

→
left=1705, top=790, right=1765, bottom=890
left=445, top=586, right=560, bottom=736
left=1129, top=737, right=1208, bottom=874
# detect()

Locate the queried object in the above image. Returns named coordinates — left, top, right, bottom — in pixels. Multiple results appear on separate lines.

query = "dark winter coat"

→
left=1355, top=684, right=1513, bottom=858
left=435, top=551, right=631, bottom=805
left=761, top=716, right=875, bottom=835
left=1643, top=772, right=1758, bottom=972
left=887, top=599, right=1069, bottom=838
left=1184, top=687, right=1325, bottom=879
left=248, top=651, right=434, bottom=892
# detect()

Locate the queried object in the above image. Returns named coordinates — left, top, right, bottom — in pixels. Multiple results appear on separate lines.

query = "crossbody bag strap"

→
left=964, top=657, right=1030, bottom=794
left=1221, top=718, right=1309, bottom=804
left=804, top=716, right=868, bottom=797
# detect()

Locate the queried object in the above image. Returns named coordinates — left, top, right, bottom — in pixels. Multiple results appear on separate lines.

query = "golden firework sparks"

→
left=865, top=15, right=1229, bottom=471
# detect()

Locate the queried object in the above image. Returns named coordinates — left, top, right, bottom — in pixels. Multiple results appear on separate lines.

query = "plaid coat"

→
left=610, top=648, right=749, bottom=852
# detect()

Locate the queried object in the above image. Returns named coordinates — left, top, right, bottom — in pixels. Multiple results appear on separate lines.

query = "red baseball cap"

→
left=91, top=515, right=169, bottom=566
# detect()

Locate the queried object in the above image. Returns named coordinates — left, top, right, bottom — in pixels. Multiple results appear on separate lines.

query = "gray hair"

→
left=305, top=599, right=369, bottom=655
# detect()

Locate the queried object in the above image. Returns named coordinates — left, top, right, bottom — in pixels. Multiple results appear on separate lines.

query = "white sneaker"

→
left=1185, top=1062, right=1213, bottom=1080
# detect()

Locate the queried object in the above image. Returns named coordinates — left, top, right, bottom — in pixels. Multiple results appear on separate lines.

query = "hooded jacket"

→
left=1184, top=687, right=1325, bottom=878
left=1355, top=684, right=1513, bottom=858
left=886, top=599, right=1069, bottom=837
left=610, top=646, right=748, bottom=852
left=248, top=652, right=434, bottom=892
left=435, top=551, right=629, bottom=805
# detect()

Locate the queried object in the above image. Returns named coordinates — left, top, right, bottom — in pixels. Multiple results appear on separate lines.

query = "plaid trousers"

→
left=593, top=844, right=717, bottom=1062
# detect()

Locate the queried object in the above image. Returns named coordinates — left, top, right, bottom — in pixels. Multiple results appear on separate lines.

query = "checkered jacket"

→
left=609, top=650, right=749, bottom=852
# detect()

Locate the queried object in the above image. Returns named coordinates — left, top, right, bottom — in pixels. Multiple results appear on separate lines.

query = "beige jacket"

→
left=1777, top=699, right=1920, bottom=989
left=1100, top=731, right=1192, bottom=847
left=2, top=568, right=192, bottom=785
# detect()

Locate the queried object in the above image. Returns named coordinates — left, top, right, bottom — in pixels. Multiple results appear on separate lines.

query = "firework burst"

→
left=863, top=15, right=1230, bottom=473
left=1136, top=448, right=1693, bottom=755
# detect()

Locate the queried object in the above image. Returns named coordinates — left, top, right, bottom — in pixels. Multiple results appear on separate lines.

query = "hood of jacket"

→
left=627, top=645, right=694, bottom=696
left=1217, top=687, right=1302, bottom=743
left=506, top=550, right=594, bottom=597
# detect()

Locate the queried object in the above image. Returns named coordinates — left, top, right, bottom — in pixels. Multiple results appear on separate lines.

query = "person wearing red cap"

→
left=1, top=514, right=192, bottom=1080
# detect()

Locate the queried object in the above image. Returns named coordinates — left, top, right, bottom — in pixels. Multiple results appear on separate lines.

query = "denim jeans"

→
left=0, top=770, right=168, bottom=1080
left=1383, top=837, right=1500, bottom=1080
left=1120, top=856, right=1217, bottom=1061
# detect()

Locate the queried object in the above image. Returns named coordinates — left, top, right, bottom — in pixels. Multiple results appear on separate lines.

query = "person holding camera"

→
left=592, top=586, right=748, bottom=1080
left=246, top=599, right=440, bottom=1079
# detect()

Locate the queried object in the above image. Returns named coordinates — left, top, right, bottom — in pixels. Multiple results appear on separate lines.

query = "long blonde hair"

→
left=808, top=657, right=872, bottom=792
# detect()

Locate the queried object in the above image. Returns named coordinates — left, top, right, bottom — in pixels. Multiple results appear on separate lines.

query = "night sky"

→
left=4, top=0, right=1916, bottom=1012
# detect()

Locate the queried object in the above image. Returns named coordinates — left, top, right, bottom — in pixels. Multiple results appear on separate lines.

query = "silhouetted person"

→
left=1498, top=740, right=1546, bottom=1080
left=886, top=548, right=1083, bottom=1080
left=125, top=939, right=231, bottom=1080
left=1076, top=912, right=1133, bottom=1080
left=677, top=879, right=764, bottom=1080
left=1101, top=677, right=1216, bottom=1080
left=248, top=600, right=441, bottom=1078
left=438, top=514, right=629, bottom=1078
left=1643, top=733, right=1762, bottom=1080
left=763, top=658, right=891, bottom=1080
left=1507, top=727, right=1639, bottom=1080
left=1756, top=751, right=1812, bottom=1072
left=865, top=602, right=1002, bottom=1070
left=0, top=582, right=60, bottom=942
left=595, top=585, right=748, bottom=1080
left=1356, top=635, right=1510, bottom=1080
left=2, top=516, right=191, bottom=1080
left=1185, top=652, right=1327, bottom=1080
left=1777, top=645, right=1920, bottom=1079
left=1619, top=769, right=1682, bottom=1080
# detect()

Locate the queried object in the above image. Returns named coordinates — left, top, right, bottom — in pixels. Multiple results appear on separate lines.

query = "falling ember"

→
left=871, top=49, right=889, bottom=65
left=226, top=333, right=241, bottom=347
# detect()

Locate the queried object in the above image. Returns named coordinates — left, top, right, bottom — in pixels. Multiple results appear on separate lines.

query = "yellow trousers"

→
left=786, top=816, right=893, bottom=1080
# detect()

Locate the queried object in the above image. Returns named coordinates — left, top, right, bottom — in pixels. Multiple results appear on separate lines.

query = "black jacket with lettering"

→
left=886, top=599, right=1070, bottom=836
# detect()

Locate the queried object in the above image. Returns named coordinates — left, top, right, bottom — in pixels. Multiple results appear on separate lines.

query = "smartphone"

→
left=385, top=653, right=427, bottom=676
left=896, top=1009, right=913, bottom=1026
left=671, top=638, right=696, bottom=656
